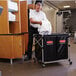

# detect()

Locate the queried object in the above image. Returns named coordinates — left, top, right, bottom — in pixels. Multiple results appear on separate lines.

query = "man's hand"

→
left=39, top=21, right=42, bottom=25
left=30, top=18, right=42, bottom=25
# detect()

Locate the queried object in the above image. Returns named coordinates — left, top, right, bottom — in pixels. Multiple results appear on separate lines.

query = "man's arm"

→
left=30, top=18, right=42, bottom=25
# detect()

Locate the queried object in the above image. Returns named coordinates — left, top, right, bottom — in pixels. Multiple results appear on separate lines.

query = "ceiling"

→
left=44, top=0, right=76, bottom=10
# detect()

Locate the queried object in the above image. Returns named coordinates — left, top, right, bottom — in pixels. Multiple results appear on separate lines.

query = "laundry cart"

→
left=33, top=34, right=72, bottom=67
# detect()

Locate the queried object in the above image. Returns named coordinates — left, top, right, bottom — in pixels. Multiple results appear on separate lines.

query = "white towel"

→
left=8, top=0, right=18, bottom=12
left=8, top=12, right=16, bottom=21
left=38, top=19, right=52, bottom=35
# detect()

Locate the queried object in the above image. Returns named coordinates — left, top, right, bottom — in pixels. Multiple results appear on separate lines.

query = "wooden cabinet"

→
left=0, top=0, right=21, bottom=34
left=20, top=1, right=28, bottom=52
left=0, top=35, right=22, bottom=59
left=0, top=0, right=28, bottom=63
left=0, top=1, right=9, bottom=34
left=8, top=0, right=21, bottom=33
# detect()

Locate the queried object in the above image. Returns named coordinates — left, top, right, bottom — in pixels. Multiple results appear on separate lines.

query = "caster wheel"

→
left=68, top=59, right=72, bottom=65
left=33, top=58, right=36, bottom=63
left=42, top=64, right=46, bottom=68
left=34, top=60, right=36, bottom=63
left=68, top=45, right=70, bottom=47
left=69, top=61, right=72, bottom=65
left=68, top=59, right=71, bottom=62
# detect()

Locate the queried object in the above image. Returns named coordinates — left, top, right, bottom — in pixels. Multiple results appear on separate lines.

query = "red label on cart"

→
left=59, top=40, right=66, bottom=43
left=47, top=41, right=53, bottom=45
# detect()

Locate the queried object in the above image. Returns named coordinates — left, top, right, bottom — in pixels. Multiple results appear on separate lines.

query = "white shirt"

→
left=29, top=9, right=52, bottom=35
left=29, top=9, right=47, bottom=28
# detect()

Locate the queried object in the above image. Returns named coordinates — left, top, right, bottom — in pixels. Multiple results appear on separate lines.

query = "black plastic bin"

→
left=34, top=34, right=72, bottom=67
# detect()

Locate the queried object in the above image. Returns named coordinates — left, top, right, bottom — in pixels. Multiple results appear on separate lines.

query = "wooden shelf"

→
left=11, top=11, right=18, bottom=13
left=0, top=0, right=28, bottom=61
left=9, top=20, right=19, bottom=23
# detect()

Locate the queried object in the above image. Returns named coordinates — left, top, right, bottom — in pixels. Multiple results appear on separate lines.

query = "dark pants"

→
left=27, top=26, right=39, bottom=59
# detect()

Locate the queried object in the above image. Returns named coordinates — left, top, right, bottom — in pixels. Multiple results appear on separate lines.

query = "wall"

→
left=42, top=4, right=58, bottom=33
left=56, top=13, right=64, bottom=33
left=67, top=9, right=76, bottom=32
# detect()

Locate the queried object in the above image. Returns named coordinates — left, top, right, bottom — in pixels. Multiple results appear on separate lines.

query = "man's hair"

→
left=35, top=0, right=42, bottom=5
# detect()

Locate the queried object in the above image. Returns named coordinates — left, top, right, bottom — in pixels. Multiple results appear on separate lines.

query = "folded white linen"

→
left=8, top=12, right=16, bottom=21
left=8, top=0, right=18, bottom=12
left=38, top=19, right=52, bottom=35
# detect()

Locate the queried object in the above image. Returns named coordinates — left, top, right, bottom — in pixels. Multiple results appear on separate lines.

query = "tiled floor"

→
left=0, top=39, right=76, bottom=76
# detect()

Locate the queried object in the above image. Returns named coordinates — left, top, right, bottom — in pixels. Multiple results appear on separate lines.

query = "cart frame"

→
left=33, top=34, right=72, bottom=67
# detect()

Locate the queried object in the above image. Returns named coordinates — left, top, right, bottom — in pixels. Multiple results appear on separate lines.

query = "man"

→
left=25, top=1, right=52, bottom=60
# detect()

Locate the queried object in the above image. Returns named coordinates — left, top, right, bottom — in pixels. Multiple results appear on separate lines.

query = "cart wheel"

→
left=68, top=59, right=72, bottom=65
left=68, top=45, right=70, bottom=47
left=68, top=59, right=71, bottom=62
left=69, top=61, right=72, bottom=65
left=42, top=64, right=46, bottom=68
left=33, top=58, right=36, bottom=63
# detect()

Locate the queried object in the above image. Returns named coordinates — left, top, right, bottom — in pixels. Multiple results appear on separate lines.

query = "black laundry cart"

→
left=33, top=34, right=72, bottom=67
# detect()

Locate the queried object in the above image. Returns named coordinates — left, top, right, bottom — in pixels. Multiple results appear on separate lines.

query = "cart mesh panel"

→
left=35, top=34, right=69, bottom=62
left=56, top=34, right=68, bottom=60
left=43, top=35, right=57, bottom=62
left=35, top=35, right=42, bottom=60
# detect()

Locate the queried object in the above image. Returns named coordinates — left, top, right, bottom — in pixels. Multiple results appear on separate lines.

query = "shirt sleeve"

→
left=29, top=9, right=34, bottom=19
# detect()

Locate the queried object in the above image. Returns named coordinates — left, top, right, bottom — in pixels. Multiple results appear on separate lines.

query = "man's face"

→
left=35, top=3, right=42, bottom=12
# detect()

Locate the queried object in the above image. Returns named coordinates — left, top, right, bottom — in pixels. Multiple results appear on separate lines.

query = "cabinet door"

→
left=0, top=1, right=9, bottom=34
left=0, top=36, right=13, bottom=58
left=20, top=1, right=28, bottom=52
left=13, top=35, right=23, bottom=58
left=56, top=34, right=68, bottom=60
left=43, top=35, right=57, bottom=62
